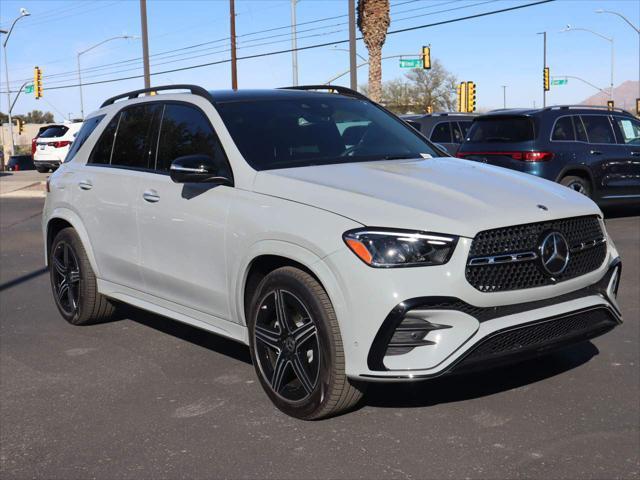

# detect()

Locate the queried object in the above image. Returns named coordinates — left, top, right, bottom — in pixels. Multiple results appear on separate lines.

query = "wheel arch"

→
left=234, top=241, right=348, bottom=334
left=45, top=208, right=100, bottom=276
left=556, top=165, right=596, bottom=192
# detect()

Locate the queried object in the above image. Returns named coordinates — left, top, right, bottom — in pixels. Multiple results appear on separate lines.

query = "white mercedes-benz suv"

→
left=43, top=85, right=623, bottom=419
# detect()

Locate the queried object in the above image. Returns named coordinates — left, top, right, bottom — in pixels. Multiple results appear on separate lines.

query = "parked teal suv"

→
left=456, top=106, right=640, bottom=206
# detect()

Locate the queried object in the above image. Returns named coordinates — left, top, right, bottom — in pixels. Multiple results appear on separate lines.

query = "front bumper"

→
left=323, top=237, right=621, bottom=380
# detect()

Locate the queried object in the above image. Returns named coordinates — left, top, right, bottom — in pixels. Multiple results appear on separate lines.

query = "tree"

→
left=357, top=0, right=390, bottom=103
left=374, top=60, right=458, bottom=114
left=24, top=110, right=55, bottom=123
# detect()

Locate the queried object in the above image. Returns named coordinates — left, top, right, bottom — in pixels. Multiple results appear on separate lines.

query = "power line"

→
left=1, top=0, right=554, bottom=94
left=3, top=0, right=472, bottom=88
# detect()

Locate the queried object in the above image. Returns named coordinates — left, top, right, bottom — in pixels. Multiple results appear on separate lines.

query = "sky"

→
left=1, top=0, right=638, bottom=121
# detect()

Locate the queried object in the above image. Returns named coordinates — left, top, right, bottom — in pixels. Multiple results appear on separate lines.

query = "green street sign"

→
left=24, top=83, right=34, bottom=93
left=399, top=58, right=421, bottom=68
left=551, top=79, right=568, bottom=86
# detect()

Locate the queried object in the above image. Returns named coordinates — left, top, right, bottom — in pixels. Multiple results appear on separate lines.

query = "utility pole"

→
left=291, top=0, right=298, bottom=86
left=502, top=85, right=507, bottom=108
left=139, top=0, right=151, bottom=89
left=230, top=0, right=238, bottom=90
left=348, top=0, right=357, bottom=90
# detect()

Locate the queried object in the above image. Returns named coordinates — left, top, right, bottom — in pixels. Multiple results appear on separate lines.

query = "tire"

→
left=560, top=175, right=591, bottom=198
left=36, top=166, right=49, bottom=173
left=248, top=266, right=365, bottom=420
left=49, top=228, right=116, bottom=325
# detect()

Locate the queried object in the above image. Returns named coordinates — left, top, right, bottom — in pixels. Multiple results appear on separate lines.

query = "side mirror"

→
left=169, top=154, right=233, bottom=185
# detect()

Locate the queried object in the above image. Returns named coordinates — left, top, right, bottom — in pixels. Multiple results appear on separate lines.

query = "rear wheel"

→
left=248, top=266, right=364, bottom=420
left=50, top=228, right=116, bottom=325
left=560, top=175, right=591, bottom=198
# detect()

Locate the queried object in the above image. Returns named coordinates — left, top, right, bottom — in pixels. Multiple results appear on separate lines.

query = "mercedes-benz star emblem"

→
left=539, top=231, right=570, bottom=276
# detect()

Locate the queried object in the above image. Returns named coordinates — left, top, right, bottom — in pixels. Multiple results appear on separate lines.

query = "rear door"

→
left=75, top=103, right=162, bottom=288
left=136, top=101, right=234, bottom=322
left=579, top=114, right=624, bottom=200
left=609, top=115, right=640, bottom=201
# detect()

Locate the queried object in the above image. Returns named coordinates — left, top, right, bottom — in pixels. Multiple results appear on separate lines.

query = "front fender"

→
left=44, top=207, right=100, bottom=277
left=232, top=240, right=349, bottom=343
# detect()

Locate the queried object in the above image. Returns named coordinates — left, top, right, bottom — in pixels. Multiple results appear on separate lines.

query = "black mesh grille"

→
left=466, top=216, right=606, bottom=292
left=457, top=307, right=617, bottom=368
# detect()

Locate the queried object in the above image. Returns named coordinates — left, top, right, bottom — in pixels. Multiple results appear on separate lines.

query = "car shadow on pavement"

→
left=120, top=305, right=252, bottom=365
left=362, top=342, right=599, bottom=409
left=0, top=267, right=48, bottom=291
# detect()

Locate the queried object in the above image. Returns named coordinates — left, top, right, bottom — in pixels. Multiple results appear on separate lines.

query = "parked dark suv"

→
left=402, top=113, right=477, bottom=155
left=456, top=106, right=640, bottom=206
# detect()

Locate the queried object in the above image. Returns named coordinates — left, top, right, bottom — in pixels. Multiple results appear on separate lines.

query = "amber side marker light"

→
left=345, top=238, right=373, bottom=265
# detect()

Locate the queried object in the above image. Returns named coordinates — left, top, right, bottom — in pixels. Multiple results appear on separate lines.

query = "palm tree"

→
left=357, top=0, right=390, bottom=102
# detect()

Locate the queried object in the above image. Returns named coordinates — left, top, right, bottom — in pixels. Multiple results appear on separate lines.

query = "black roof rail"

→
left=100, top=84, right=214, bottom=108
left=542, top=104, right=632, bottom=115
left=278, top=84, right=369, bottom=101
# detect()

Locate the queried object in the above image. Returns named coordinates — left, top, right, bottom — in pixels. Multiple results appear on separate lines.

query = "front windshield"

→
left=215, top=95, right=441, bottom=170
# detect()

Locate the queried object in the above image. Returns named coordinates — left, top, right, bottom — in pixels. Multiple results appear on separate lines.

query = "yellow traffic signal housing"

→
left=466, top=81, right=476, bottom=113
left=457, top=82, right=467, bottom=113
left=543, top=67, right=550, bottom=91
left=34, top=66, right=43, bottom=99
left=607, top=100, right=614, bottom=111
left=636, top=98, right=640, bottom=116
left=426, top=105, right=433, bottom=114
left=16, top=118, right=24, bottom=135
left=422, top=46, right=431, bottom=69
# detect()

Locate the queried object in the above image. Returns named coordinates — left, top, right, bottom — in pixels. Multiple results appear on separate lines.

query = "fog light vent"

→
left=386, top=316, right=451, bottom=356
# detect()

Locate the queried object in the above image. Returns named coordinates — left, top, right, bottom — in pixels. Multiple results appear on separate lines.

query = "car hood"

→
left=252, top=157, right=601, bottom=238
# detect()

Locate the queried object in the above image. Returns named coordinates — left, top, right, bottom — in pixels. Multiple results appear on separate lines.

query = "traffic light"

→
left=426, top=105, right=433, bottom=114
left=607, top=100, right=614, bottom=111
left=422, top=45, right=431, bottom=69
left=636, top=98, right=640, bottom=116
left=466, top=81, right=476, bottom=113
left=457, top=82, right=467, bottom=113
left=543, top=67, right=550, bottom=91
left=16, top=118, right=24, bottom=135
left=34, top=66, right=43, bottom=99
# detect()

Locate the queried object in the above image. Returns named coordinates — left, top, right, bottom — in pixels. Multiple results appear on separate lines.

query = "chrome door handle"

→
left=78, top=180, right=93, bottom=190
left=589, top=150, right=602, bottom=155
left=142, top=189, right=160, bottom=203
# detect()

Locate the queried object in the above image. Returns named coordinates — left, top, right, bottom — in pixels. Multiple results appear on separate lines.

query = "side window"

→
left=156, top=103, right=225, bottom=172
left=551, top=116, right=575, bottom=141
left=430, top=122, right=452, bottom=143
left=458, top=121, right=472, bottom=138
left=452, top=122, right=464, bottom=143
left=88, top=114, right=120, bottom=165
left=614, top=117, right=640, bottom=145
left=110, top=103, right=163, bottom=170
left=573, top=116, right=588, bottom=142
left=581, top=115, right=616, bottom=144
left=65, top=115, right=105, bottom=163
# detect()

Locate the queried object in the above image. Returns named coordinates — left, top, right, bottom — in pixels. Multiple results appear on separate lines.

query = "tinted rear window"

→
left=110, top=103, right=162, bottom=170
left=466, top=117, right=535, bottom=143
left=39, top=126, right=69, bottom=138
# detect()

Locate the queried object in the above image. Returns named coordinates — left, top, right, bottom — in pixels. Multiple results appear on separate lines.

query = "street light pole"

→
left=139, top=0, right=151, bottom=89
left=502, top=85, right=507, bottom=108
left=230, top=0, right=237, bottom=90
left=348, top=0, right=357, bottom=91
left=77, top=35, right=134, bottom=119
left=561, top=25, right=614, bottom=100
left=1, top=8, right=30, bottom=161
left=291, top=0, right=299, bottom=86
left=596, top=9, right=640, bottom=102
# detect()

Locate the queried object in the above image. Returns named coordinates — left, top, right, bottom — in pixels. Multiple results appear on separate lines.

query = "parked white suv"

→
left=34, top=122, right=82, bottom=172
left=43, top=85, right=623, bottom=419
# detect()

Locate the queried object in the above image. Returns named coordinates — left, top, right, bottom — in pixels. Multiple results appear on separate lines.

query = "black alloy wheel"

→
left=51, top=240, right=81, bottom=316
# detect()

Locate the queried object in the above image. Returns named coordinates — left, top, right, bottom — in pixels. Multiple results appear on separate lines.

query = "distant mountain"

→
left=581, top=80, right=639, bottom=111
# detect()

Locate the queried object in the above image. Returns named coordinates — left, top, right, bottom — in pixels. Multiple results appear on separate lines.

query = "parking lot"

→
left=0, top=190, right=638, bottom=479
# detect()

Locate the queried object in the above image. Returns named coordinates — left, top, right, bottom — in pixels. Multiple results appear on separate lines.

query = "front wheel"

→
left=248, top=267, right=364, bottom=420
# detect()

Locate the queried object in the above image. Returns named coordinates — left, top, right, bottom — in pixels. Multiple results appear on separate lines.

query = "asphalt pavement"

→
left=1, top=197, right=638, bottom=480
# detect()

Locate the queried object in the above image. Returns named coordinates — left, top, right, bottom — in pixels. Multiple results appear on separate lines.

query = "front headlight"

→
left=343, top=228, right=458, bottom=267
